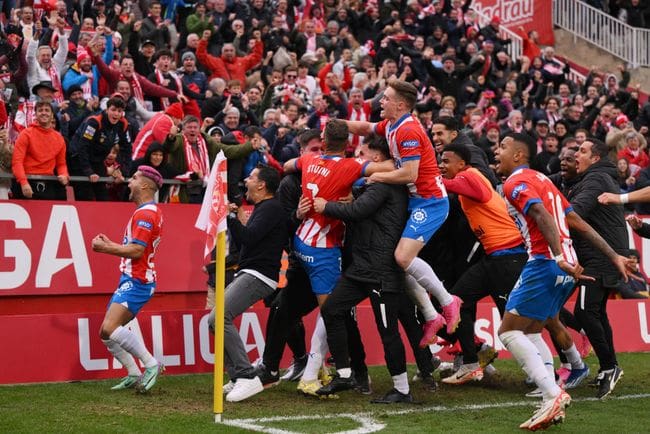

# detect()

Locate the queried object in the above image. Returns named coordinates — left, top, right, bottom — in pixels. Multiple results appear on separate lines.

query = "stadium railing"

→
left=0, top=173, right=195, bottom=202
left=553, top=0, right=650, bottom=68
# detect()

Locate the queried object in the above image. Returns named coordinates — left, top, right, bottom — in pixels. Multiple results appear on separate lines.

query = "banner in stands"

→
left=1, top=300, right=649, bottom=384
left=473, top=0, right=554, bottom=45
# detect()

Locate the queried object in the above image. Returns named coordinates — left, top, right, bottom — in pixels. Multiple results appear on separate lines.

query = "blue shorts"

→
left=293, top=236, right=341, bottom=295
left=506, top=259, right=575, bottom=321
left=402, top=197, right=449, bottom=243
left=108, top=274, right=156, bottom=315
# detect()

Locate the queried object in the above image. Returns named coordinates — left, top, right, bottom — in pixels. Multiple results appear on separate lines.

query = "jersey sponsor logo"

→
left=511, top=183, right=527, bottom=200
left=83, top=125, right=96, bottom=140
left=401, top=140, right=419, bottom=148
left=411, top=208, right=428, bottom=224
left=137, top=220, right=153, bottom=230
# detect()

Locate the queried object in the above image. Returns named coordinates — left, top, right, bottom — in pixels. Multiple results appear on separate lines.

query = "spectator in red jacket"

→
left=196, top=29, right=263, bottom=89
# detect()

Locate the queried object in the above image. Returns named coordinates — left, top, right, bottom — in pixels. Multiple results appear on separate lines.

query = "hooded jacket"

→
left=565, top=159, right=628, bottom=284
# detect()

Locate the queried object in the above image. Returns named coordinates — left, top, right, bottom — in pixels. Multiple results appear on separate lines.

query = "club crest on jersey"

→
left=402, top=140, right=419, bottom=148
left=411, top=208, right=428, bottom=224
left=117, top=280, right=134, bottom=294
left=511, top=183, right=527, bottom=200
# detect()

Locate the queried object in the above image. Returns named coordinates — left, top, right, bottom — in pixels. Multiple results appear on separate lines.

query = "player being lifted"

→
left=345, top=79, right=462, bottom=345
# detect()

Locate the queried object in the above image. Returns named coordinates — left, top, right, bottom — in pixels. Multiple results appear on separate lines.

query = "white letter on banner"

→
left=183, top=314, right=196, bottom=365
left=639, top=302, right=650, bottom=344
left=151, top=315, right=180, bottom=366
left=199, top=314, right=213, bottom=363
left=475, top=318, right=494, bottom=348
left=240, top=312, right=265, bottom=355
left=78, top=318, right=108, bottom=370
left=0, top=203, right=31, bottom=290
left=36, top=205, right=92, bottom=287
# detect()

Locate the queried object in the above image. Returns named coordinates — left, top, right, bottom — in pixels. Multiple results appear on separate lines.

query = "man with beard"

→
left=163, top=115, right=260, bottom=203
left=63, top=47, right=100, bottom=99
left=93, top=165, right=164, bottom=393
left=148, top=49, right=203, bottom=111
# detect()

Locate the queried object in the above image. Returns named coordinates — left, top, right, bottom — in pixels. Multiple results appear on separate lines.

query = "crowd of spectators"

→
left=593, top=0, right=650, bottom=29
left=1, top=0, right=650, bottom=206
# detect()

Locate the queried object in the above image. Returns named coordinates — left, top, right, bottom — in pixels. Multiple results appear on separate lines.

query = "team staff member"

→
left=567, top=138, right=627, bottom=398
left=314, top=137, right=428, bottom=403
left=207, top=165, right=288, bottom=403
left=437, top=144, right=527, bottom=385
left=93, top=166, right=164, bottom=393
left=68, top=96, right=132, bottom=201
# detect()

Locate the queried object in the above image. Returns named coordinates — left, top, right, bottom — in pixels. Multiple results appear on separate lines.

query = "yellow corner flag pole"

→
left=213, top=230, right=227, bottom=422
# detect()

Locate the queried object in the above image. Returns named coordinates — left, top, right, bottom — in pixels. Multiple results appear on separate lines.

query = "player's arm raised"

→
left=566, top=211, right=634, bottom=282
left=346, top=120, right=375, bottom=136
left=598, top=185, right=650, bottom=205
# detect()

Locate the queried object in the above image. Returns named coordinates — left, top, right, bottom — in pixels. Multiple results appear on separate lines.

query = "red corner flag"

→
left=195, top=150, right=228, bottom=260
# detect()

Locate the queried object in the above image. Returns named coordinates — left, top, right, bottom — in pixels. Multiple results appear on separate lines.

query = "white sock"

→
left=109, top=326, right=157, bottom=369
left=338, top=368, right=351, bottom=378
left=392, top=372, right=409, bottom=394
left=301, top=314, right=329, bottom=382
left=405, top=275, right=439, bottom=320
left=500, top=330, right=561, bottom=401
left=561, top=344, right=585, bottom=370
left=527, top=333, right=555, bottom=379
left=102, top=338, right=141, bottom=376
left=405, top=257, right=453, bottom=306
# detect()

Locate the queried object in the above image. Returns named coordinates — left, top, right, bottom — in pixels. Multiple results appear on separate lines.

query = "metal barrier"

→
left=553, top=0, right=650, bottom=68
left=472, top=9, right=523, bottom=61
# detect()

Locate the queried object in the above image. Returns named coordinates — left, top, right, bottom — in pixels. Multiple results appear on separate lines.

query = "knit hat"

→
left=486, top=122, right=500, bottom=132
left=77, top=47, right=90, bottom=64
left=182, top=51, right=196, bottom=62
left=491, top=15, right=501, bottom=25
left=138, top=165, right=163, bottom=189
left=165, top=102, right=184, bottom=120
left=615, top=114, right=629, bottom=128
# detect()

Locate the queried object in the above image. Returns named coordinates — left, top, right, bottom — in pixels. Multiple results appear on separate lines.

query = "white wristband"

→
left=553, top=254, right=564, bottom=263
left=620, top=193, right=630, bottom=204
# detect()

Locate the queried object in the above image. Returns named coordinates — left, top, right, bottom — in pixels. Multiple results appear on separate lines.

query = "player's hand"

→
left=558, top=260, right=594, bottom=282
left=91, top=233, right=111, bottom=251
left=597, top=192, right=621, bottom=205
left=626, top=215, right=643, bottom=230
left=21, top=183, right=33, bottom=198
left=295, top=195, right=312, bottom=220
left=613, top=254, right=634, bottom=282
left=312, top=197, right=327, bottom=213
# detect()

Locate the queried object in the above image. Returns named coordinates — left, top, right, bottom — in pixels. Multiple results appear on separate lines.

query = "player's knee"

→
left=394, top=250, right=411, bottom=270
left=99, top=323, right=114, bottom=340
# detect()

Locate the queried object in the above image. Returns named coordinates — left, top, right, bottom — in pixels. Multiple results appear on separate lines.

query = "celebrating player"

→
left=93, top=166, right=164, bottom=393
left=345, top=79, right=462, bottom=346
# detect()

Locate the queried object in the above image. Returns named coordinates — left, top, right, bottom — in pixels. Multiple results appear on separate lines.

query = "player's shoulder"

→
left=134, top=203, right=161, bottom=219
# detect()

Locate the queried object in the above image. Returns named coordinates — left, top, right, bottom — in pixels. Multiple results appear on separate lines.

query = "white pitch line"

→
left=220, top=393, right=650, bottom=434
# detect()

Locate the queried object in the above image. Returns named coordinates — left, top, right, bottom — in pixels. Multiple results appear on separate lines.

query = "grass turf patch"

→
left=1, top=353, right=649, bottom=433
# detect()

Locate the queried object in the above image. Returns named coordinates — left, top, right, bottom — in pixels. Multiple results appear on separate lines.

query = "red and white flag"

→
left=195, top=151, right=228, bottom=261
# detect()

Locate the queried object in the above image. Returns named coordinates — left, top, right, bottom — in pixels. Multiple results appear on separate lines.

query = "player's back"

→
left=504, top=167, right=576, bottom=262
left=120, top=203, right=164, bottom=283
left=295, top=154, right=367, bottom=248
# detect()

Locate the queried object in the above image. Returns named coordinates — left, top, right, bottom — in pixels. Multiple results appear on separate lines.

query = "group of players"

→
left=93, top=79, right=635, bottom=431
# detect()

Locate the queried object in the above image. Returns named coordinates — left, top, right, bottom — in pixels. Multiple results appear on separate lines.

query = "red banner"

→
left=472, top=0, right=554, bottom=45
left=1, top=300, right=649, bottom=384
left=0, top=201, right=207, bottom=296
